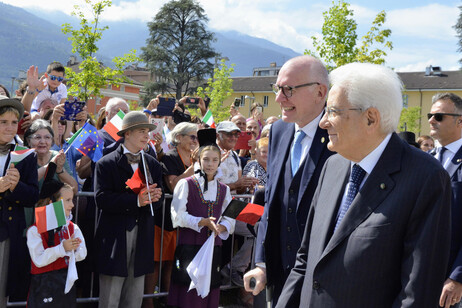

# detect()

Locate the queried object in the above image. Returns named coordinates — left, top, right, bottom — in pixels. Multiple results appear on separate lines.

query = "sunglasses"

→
left=49, top=74, right=64, bottom=82
left=427, top=113, right=462, bottom=122
left=183, top=134, right=198, bottom=141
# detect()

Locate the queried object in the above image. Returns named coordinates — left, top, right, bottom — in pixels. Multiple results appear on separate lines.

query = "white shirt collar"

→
left=295, top=110, right=323, bottom=139
left=353, top=133, right=393, bottom=175
left=122, top=144, right=141, bottom=156
left=442, top=138, right=462, bottom=155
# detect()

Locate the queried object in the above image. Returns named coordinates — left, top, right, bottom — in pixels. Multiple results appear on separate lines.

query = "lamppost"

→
left=245, top=95, right=255, bottom=117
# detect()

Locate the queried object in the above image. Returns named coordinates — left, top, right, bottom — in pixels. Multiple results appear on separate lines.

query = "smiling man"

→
left=275, top=63, right=452, bottom=308
left=243, top=55, right=334, bottom=306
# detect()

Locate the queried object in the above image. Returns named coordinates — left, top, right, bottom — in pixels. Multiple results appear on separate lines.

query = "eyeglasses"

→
left=325, top=106, right=363, bottom=118
left=271, top=82, right=320, bottom=98
left=221, top=131, right=240, bottom=138
left=30, top=134, right=53, bottom=142
left=427, top=113, right=462, bottom=122
left=183, top=134, right=197, bottom=141
left=49, top=74, right=64, bottom=82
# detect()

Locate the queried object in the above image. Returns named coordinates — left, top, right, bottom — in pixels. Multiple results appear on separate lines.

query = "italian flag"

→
left=10, top=145, right=35, bottom=166
left=202, top=110, right=216, bottom=128
left=103, top=110, right=125, bottom=141
left=35, top=200, right=67, bottom=234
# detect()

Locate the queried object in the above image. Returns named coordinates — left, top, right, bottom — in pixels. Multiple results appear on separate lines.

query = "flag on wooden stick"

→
left=35, top=200, right=67, bottom=234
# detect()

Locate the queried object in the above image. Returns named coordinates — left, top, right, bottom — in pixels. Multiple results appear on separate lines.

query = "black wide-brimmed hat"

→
left=398, top=131, right=419, bottom=148
left=0, top=95, right=24, bottom=119
left=198, top=128, right=218, bottom=148
left=117, top=111, right=156, bottom=137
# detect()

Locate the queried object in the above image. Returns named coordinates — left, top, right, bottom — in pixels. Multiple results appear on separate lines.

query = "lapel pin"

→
left=457, top=159, right=462, bottom=163
left=380, top=183, right=386, bottom=190
left=321, top=137, right=325, bottom=143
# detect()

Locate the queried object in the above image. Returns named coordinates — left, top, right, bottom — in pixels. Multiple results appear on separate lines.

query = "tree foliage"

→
left=305, top=0, right=392, bottom=70
left=62, top=0, right=139, bottom=103
left=196, top=59, right=235, bottom=122
left=455, top=5, right=462, bottom=64
left=141, top=0, right=217, bottom=100
left=399, top=106, right=421, bottom=134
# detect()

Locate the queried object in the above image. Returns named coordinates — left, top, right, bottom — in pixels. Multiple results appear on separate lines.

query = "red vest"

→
left=30, top=222, right=74, bottom=275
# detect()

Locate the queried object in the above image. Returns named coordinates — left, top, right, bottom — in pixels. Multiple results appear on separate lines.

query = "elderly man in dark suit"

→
left=95, top=111, right=163, bottom=308
left=243, top=55, right=333, bottom=305
left=276, top=63, right=452, bottom=308
left=0, top=96, right=39, bottom=306
left=429, top=92, right=462, bottom=308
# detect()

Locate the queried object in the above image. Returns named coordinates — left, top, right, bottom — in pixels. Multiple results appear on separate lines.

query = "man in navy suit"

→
left=95, top=111, right=163, bottom=308
left=243, top=55, right=333, bottom=305
left=429, top=92, right=462, bottom=308
left=276, top=63, right=451, bottom=308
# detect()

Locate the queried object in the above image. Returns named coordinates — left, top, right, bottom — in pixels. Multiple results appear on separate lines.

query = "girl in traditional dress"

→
left=26, top=180, right=86, bottom=307
left=167, top=129, right=235, bottom=308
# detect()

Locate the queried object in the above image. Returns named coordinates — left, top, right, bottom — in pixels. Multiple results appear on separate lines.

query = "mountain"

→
left=0, top=2, right=300, bottom=93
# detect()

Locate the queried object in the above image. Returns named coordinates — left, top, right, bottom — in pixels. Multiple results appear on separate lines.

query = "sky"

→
left=3, top=0, right=461, bottom=72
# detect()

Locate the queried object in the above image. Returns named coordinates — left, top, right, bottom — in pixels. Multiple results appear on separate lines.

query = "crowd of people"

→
left=0, top=54, right=462, bottom=308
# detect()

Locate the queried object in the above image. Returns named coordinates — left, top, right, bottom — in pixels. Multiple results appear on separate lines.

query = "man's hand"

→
left=244, top=267, right=267, bottom=296
left=234, top=176, right=259, bottom=191
left=440, top=278, right=462, bottom=308
left=147, top=95, right=161, bottom=111
left=5, top=164, right=20, bottom=192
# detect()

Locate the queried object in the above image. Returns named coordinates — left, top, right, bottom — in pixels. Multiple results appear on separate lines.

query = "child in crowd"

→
left=26, top=175, right=87, bottom=307
left=167, top=129, right=235, bottom=308
left=29, top=62, right=67, bottom=120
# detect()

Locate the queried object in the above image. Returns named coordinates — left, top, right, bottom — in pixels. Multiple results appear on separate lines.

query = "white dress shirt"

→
left=294, top=111, right=323, bottom=169
left=438, top=138, right=462, bottom=170
left=171, top=174, right=235, bottom=240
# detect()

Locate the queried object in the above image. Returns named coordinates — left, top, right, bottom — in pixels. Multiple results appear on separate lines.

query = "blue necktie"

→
left=334, top=164, right=366, bottom=231
left=291, top=130, right=306, bottom=176
left=438, top=147, right=447, bottom=164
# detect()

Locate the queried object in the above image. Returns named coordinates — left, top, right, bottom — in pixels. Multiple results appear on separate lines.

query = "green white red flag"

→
left=202, top=110, right=216, bottom=128
left=103, top=110, right=125, bottom=141
left=35, top=200, right=67, bottom=234
left=10, top=145, right=35, bottom=166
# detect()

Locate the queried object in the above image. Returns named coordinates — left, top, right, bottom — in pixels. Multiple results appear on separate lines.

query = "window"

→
left=263, top=96, right=269, bottom=107
left=240, top=95, right=246, bottom=106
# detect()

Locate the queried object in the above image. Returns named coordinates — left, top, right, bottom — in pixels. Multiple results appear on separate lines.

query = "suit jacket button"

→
left=288, top=208, right=293, bottom=214
left=8, top=207, right=12, bottom=211
left=286, top=245, right=291, bottom=251
left=313, top=280, right=320, bottom=290
left=8, top=217, right=12, bottom=221
left=289, top=189, right=294, bottom=194
left=287, top=226, right=291, bottom=232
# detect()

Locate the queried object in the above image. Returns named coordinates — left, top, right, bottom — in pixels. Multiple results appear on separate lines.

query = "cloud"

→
left=387, top=4, right=458, bottom=39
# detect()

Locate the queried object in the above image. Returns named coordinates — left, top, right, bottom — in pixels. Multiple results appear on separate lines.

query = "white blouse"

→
left=27, top=223, right=87, bottom=268
left=171, top=174, right=235, bottom=240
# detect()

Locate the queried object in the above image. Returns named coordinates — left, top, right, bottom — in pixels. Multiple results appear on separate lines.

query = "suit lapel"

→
left=446, top=146, right=462, bottom=178
left=320, top=133, right=402, bottom=259
left=297, top=126, right=329, bottom=206
left=267, top=122, right=294, bottom=204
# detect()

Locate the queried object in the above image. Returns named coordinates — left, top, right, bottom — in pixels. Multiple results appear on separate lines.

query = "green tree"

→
left=454, top=5, right=462, bottom=64
left=141, top=0, right=217, bottom=101
left=399, top=106, right=421, bottom=134
left=62, top=0, right=139, bottom=103
left=306, top=0, right=392, bottom=70
left=196, top=59, right=235, bottom=122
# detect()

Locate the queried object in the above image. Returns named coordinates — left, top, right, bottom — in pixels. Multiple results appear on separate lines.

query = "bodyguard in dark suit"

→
left=276, top=63, right=452, bottom=308
left=428, top=92, right=462, bottom=308
left=243, top=55, right=333, bottom=305
left=95, top=111, right=163, bottom=308
left=0, top=96, right=39, bottom=307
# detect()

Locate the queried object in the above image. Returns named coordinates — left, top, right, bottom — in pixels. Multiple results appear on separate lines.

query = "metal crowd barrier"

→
left=7, top=191, right=255, bottom=306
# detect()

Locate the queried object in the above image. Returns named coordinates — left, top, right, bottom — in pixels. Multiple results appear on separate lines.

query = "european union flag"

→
left=69, top=122, right=104, bottom=162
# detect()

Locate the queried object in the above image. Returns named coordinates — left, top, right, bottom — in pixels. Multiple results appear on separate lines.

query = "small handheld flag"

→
left=9, top=145, right=35, bottom=166
left=68, top=122, right=104, bottom=162
left=103, top=110, right=125, bottom=141
left=202, top=110, right=216, bottom=128
left=35, top=200, right=67, bottom=234
left=222, top=199, right=264, bottom=226
left=125, top=168, right=145, bottom=195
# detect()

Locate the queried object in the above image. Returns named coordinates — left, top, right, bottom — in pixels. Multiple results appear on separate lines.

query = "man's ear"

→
left=365, top=107, right=380, bottom=129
